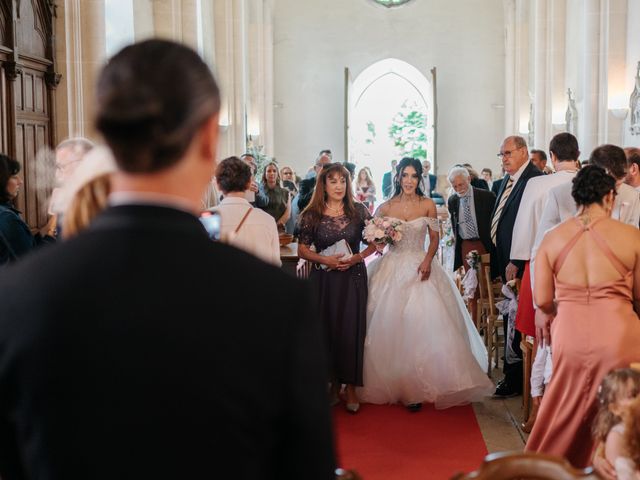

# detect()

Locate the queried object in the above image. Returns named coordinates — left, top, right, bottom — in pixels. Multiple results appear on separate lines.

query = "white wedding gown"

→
left=359, top=217, right=494, bottom=409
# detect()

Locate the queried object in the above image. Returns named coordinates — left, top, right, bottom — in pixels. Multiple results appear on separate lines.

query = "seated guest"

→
left=0, top=154, right=54, bottom=265
left=260, top=161, right=291, bottom=230
left=212, top=156, right=281, bottom=266
left=0, top=39, right=335, bottom=479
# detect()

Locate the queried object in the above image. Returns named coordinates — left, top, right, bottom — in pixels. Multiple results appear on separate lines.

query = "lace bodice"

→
left=387, top=217, right=439, bottom=254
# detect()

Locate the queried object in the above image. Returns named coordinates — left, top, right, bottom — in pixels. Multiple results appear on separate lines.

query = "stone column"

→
left=532, top=0, right=549, bottom=150
left=580, top=0, right=602, bottom=155
left=503, top=0, right=517, bottom=137
left=54, top=0, right=106, bottom=141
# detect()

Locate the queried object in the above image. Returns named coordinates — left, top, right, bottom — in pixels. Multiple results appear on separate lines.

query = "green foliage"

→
left=388, top=101, right=428, bottom=160
left=245, top=141, right=272, bottom=178
left=365, top=121, right=376, bottom=145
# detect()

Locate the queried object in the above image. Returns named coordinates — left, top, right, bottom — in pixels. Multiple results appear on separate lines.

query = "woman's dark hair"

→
left=95, top=39, right=220, bottom=173
left=589, top=144, right=627, bottom=180
left=571, top=165, right=616, bottom=207
left=392, top=157, right=425, bottom=197
left=301, top=163, right=357, bottom=228
left=216, top=157, right=251, bottom=194
left=0, top=154, right=21, bottom=204
left=549, top=132, right=579, bottom=161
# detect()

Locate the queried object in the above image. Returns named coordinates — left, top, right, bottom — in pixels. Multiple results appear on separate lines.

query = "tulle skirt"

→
left=358, top=249, right=494, bottom=409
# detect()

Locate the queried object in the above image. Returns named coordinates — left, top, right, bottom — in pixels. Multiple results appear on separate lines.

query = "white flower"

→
left=374, top=229, right=385, bottom=238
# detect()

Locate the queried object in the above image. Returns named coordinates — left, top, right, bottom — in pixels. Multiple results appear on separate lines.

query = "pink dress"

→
left=526, top=218, right=640, bottom=467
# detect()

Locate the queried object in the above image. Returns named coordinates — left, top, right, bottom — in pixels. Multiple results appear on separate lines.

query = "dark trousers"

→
left=503, top=329, right=523, bottom=392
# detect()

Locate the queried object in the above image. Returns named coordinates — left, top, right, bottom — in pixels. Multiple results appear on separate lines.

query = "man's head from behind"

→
left=589, top=144, right=627, bottom=182
left=548, top=133, right=579, bottom=167
left=499, top=136, right=529, bottom=176
left=95, top=39, right=220, bottom=192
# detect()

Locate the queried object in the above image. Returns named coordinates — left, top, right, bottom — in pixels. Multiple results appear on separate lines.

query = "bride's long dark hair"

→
left=392, top=157, right=426, bottom=198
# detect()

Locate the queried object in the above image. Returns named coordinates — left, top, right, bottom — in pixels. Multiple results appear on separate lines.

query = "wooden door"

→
left=0, top=0, right=59, bottom=229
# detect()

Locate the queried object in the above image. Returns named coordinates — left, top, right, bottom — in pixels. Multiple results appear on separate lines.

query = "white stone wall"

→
left=272, top=0, right=506, bottom=178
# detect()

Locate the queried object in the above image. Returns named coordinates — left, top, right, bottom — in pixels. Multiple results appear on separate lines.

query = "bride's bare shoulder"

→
left=375, top=200, right=392, bottom=217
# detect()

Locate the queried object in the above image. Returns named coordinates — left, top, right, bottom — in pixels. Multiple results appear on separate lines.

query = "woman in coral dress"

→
left=526, top=164, right=640, bottom=468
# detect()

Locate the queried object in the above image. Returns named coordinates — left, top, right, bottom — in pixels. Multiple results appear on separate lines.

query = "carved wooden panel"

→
left=1, top=0, right=57, bottom=229
left=17, top=0, right=47, bottom=59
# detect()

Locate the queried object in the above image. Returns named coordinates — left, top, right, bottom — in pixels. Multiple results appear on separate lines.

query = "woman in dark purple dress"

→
left=297, top=163, right=376, bottom=413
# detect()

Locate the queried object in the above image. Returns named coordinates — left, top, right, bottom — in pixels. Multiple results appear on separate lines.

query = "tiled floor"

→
left=472, top=370, right=529, bottom=453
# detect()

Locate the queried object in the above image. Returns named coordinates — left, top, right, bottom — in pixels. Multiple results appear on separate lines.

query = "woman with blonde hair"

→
left=60, top=146, right=117, bottom=238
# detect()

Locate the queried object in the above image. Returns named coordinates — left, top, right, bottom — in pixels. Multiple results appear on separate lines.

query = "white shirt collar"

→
left=219, top=196, right=252, bottom=206
left=510, top=160, right=530, bottom=183
left=108, top=191, right=197, bottom=214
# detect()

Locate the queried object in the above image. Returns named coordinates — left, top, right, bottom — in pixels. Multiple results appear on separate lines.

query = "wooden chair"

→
left=476, top=254, right=491, bottom=340
left=296, top=259, right=311, bottom=280
left=450, top=451, right=600, bottom=480
left=484, top=264, right=505, bottom=377
left=521, top=337, right=535, bottom=422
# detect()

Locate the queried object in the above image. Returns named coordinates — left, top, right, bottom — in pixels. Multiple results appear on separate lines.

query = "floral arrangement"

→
left=363, top=217, right=403, bottom=245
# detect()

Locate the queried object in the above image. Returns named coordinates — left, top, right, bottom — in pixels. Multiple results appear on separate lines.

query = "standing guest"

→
left=382, top=159, right=397, bottom=200
left=624, top=147, right=640, bottom=192
left=58, top=146, right=118, bottom=239
left=281, top=166, right=298, bottom=195
left=213, top=157, right=280, bottom=266
left=0, top=39, right=335, bottom=479
left=0, top=154, right=54, bottom=265
left=590, top=145, right=640, bottom=226
left=447, top=166, right=495, bottom=326
left=526, top=166, right=640, bottom=468
left=355, top=167, right=376, bottom=213
left=422, top=159, right=436, bottom=197
left=342, top=162, right=356, bottom=181
left=481, top=168, right=493, bottom=190
left=512, top=133, right=580, bottom=340
left=462, top=163, right=490, bottom=190
left=240, top=153, right=269, bottom=208
left=48, top=137, right=95, bottom=236
left=260, top=161, right=291, bottom=230
left=297, top=163, right=376, bottom=414
left=296, top=151, right=332, bottom=213
left=530, top=149, right=548, bottom=172
left=491, top=135, right=543, bottom=397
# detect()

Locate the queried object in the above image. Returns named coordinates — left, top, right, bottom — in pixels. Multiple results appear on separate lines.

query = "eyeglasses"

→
left=497, top=146, right=524, bottom=159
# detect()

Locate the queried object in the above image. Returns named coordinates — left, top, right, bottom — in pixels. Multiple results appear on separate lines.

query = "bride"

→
left=359, top=157, right=493, bottom=410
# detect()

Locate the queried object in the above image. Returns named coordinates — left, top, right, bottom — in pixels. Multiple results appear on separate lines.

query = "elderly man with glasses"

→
left=490, top=135, right=543, bottom=398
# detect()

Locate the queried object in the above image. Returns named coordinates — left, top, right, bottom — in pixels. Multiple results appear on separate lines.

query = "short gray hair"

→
left=56, top=137, right=95, bottom=155
left=448, top=166, right=470, bottom=183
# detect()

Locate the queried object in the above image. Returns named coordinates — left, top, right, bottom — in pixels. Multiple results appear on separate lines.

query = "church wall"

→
left=272, top=0, right=506, bottom=179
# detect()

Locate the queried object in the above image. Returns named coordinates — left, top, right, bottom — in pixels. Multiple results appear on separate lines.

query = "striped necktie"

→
left=490, top=177, right=514, bottom=245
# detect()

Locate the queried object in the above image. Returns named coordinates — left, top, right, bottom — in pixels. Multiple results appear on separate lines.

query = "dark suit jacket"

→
left=297, top=177, right=316, bottom=212
left=490, top=162, right=544, bottom=280
left=448, top=187, right=496, bottom=270
left=471, top=178, right=489, bottom=190
left=491, top=178, right=503, bottom=196
left=0, top=205, right=335, bottom=480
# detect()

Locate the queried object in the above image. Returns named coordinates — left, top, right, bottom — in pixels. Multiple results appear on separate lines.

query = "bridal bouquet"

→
left=363, top=217, right=403, bottom=246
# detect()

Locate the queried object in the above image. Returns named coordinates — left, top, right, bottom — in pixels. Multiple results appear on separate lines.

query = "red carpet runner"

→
left=333, top=404, right=487, bottom=480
